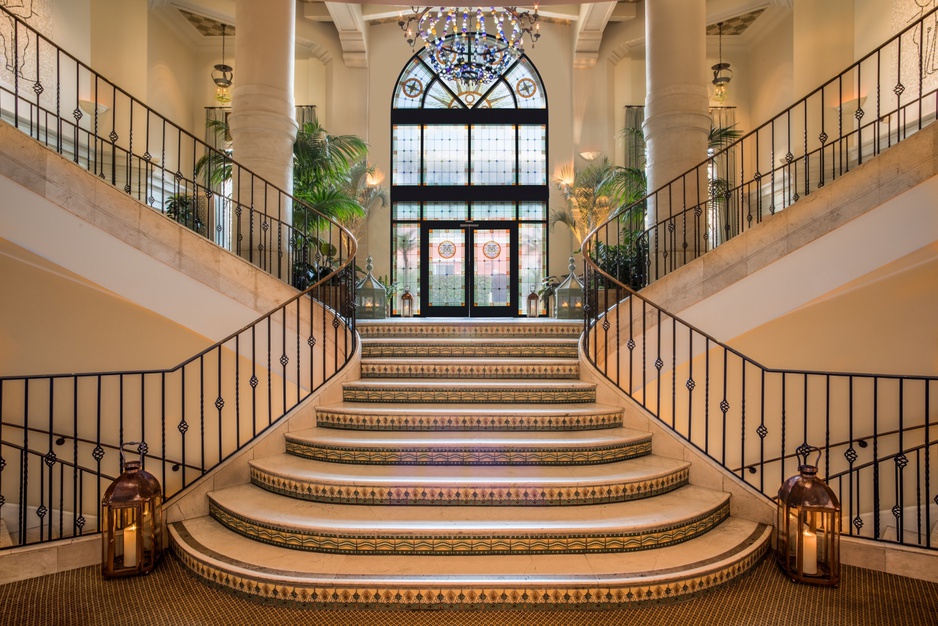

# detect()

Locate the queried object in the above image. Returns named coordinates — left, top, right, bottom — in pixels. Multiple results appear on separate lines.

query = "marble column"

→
left=642, top=0, right=711, bottom=274
left=229, top=0, right=298, bottom=274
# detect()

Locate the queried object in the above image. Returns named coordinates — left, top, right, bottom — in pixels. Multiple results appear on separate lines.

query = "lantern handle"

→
left=120, top=441, right=146, bottom=472
left=797, top=445, right=822, bottom=470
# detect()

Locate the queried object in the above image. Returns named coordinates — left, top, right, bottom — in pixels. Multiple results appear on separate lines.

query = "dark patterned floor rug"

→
left=1, top=552, right=935, bottom=626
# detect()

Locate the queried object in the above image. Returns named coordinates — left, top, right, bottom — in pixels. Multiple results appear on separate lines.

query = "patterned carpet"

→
left=0, top=553, right=935, bottom=626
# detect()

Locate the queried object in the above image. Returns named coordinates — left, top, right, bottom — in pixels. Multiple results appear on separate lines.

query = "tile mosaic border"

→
left=358, top=323, right=582, bottom=340
left=171, top=524, right=771, bottom=609
left=251, top=466, right=690, bottom=506
left=284, top=438, right=653, bottom=466
left=208, top=499, right=730, bottom=556
left=360, top=361, right=580, bottom=380
left=362, top=342, right=578, bottom=359
left=342, top=385, right=596, bottom=404
left=314, top=410, right=624, bottom=431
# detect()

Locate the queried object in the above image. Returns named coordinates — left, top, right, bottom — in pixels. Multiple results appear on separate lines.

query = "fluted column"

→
left=229, top=0, right=298, bottom=274
left=642, top=0, right=710, bottom=275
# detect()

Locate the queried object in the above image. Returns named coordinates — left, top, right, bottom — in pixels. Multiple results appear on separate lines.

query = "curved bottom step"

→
left=170, top=517, right=771, bottom=608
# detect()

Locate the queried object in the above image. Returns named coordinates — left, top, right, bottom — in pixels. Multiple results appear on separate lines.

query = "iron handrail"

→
left=582, top=7, right=938, bottom=551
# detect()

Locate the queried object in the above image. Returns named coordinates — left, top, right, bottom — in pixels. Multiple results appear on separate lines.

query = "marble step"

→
left=362, top=338, right=578, bottom=359
left=249, top=454, right=690, bottom=506
left=357, top=320, right=582, bottom=340
left=171, top=515, right=771, bottom=608
left=360, top=358, right=580, bottom=380
left=284, top=426, right=652, bottom=466
left=206, top=483, right=731, bottom=556
left=342, top=378, right=597, bottom=404
left=315, top=402, right=624, bottom=431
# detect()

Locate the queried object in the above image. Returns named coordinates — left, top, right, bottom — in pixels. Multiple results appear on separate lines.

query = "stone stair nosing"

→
left=359, top=357, right=581, bottom=380
left=361, top=338, right=579, bottom=359
left=341, top=378, right=598, bottom=404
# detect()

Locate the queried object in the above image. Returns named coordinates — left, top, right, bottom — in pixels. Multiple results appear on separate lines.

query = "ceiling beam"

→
left=573, top=1, right=618, bottom=69
left=325, top=2, right=368, bottom=68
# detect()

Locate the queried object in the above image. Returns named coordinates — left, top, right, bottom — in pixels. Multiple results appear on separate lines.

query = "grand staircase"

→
left=169, top=319, right=771, bottom=608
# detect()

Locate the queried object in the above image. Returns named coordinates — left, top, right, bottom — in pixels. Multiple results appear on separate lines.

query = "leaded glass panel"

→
left=393, top=224, right=421, bottom=314
left=472, top=202, right=515, bottom=220
left=518, top=201, right=546, bottom=220
left=393, top=202, right=421, bottom=221
left=473, top=228, right=511, bottom=308
left=518, top=125, right=546, bottom=185
left=425, top=80, right=464, bottom=109
left=427, top=227, right=466, bottom=307
left=471, top=125, right=516, bottom=185
left=519, top=223, right=547, bottom=314
left=392, top=125, right=421, bottom=185
left=479, top=81, right=516, bottom=109
left=393, top=58, right=435, bottom=109
left=505, top=58, right=546, bottom=109
left=424, top=125, right=469, bottom=186
left=424, top=202, right=469, bottom=220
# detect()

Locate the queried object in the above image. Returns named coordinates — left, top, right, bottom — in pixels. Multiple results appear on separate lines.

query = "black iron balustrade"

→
left=582, top=7, right=938, bottom=551
left=0, top=5, right=337, bottom=292
left=0, top=6, right=359, bottom=549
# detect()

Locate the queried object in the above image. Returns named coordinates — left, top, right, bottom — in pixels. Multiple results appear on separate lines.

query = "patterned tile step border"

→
left=342, top=385, right=596, bottom=404
left=208, top=499, right=730, bottom=556
left=250, top=466, right=689, bottom=506
left=170, top=523, right=771, bottom=609
left=358, top=323, right=581, bottom=340
left=315, top=410, right=624, bottom=431
left=362, top=342, right=578, bottom=359
left=360, top=362, right=580, bottom=380
left=284, top=438, right=653, bottom=466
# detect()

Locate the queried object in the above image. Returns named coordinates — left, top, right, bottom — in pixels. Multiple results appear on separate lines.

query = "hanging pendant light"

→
left=711, top=22, right=732, bottom=103
left=213, top=23, right=233, bottom=104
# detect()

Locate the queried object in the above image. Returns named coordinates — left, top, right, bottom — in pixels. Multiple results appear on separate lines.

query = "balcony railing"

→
left=583, top=7, right=938, bottom=550
left=0, top=6, right=358, bottom=548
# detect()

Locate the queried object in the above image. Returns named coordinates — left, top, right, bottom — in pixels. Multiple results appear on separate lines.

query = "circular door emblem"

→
left=483, top=241, right=501, bottom=259
left=438, top=241, right=456, bottom=259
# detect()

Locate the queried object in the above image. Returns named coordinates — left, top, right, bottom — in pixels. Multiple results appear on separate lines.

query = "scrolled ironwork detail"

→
left=894, top=83, right=905, bottom=96
left=92, top=446, right=105, bottom=462
left=756, top=424, right=768, bottom=439
left=43, top=452, right=56, bottom=467
left=626, top=338, right=635, bottom=351
left=895, top=454, right=908, bottom=469
left=108, top=130, right=119, bottom=143
left=33, top=81, right=44, bottom=96
left=280, top=354, right=289, bottom=367
left=36, top=504, right=47, bottom=518
left=686, top=379, right=695, bottom=391
left=654, top=358, right=663, bottom=370
left=720, top=399, right=730, bottom=414
left=852, top=516, right=863, bottom=530
left=250, top=375, right=259, bottom=388
left=892, top=504, right=901, bottom=518
left=844, top=447, right=858, bottom=463
left=215, top=397, right=225, bottom=411
left=307, top=336, right=316, bottom=348
left=178, top=421, right=189, bottom=434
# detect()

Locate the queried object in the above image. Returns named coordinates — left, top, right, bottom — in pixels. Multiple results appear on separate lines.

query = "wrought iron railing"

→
left=0, top=6, right=358, bottom=548
left=583, top=9, right=938, bottom=550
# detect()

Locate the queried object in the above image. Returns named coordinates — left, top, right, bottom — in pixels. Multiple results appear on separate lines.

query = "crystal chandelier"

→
left=399, top=6, right=540, bottom=86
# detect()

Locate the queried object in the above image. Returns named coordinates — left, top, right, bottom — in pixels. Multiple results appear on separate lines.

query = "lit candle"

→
left=123, top=524, right=138, bottom=568
left=801, top=529, right=817, bottom=575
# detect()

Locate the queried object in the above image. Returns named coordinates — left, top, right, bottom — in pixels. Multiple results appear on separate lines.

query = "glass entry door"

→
left=420, top=221, right=518, bottom=317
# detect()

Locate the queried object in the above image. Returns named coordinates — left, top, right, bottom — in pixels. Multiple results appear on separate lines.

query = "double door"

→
left=419, top=221, right=518, bottom=317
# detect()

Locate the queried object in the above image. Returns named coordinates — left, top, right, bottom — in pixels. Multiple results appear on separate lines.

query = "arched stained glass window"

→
left=390, top=39, right=548, bottom=317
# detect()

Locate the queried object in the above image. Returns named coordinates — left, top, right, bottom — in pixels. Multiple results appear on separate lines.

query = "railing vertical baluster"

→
left=873, top=377, right=880, bottom=541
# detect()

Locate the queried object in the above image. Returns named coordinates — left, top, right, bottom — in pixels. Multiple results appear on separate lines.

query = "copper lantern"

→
left=776, top=446, right=841, bottom=586
left=526, top=290, right=540, bottom=318
left=400, top=287, right=414, bottom=317
left=102, top=442, right=164, bottom=578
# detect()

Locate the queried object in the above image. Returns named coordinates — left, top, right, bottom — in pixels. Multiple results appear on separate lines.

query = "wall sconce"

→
left=400, top=287, right=414, bottom=317
left=579, top=151, right=601, bottom=161
left=776, top=446, right=841, bottom=586
left=212, top=23, right=233, bottom=104
left=711, top=22, right=733, bottom=103
left=101, top=442, right=164, bottom=578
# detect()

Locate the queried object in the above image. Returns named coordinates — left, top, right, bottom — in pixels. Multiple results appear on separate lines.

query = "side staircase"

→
left=170, top=320, right=770, bottom=608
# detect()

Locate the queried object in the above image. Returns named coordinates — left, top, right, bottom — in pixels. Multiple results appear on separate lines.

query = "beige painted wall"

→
left=0, top=239, right=211, bottom=376
left=730, top=245, right=938, bottom=376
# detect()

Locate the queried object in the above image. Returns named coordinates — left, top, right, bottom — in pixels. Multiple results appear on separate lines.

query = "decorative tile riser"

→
left=315, top=412, right=623, bottom=431
left=362, top=344, right=578, bottom=359
left=171, top=528, right=770, bottom=608
left=342, top=387, right=596, bottom=404
left=284, top=439, right=652, bottom=466
left=358, top=324, right=581, bottom=340
left=360, top=363, right=580, bottom=379
left=251, top=467, right=689, bottom=506
left=208, top=500, right=730, bottom=556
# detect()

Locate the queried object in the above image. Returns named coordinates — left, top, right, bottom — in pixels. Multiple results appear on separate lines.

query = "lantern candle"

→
left=123, top=524, right=138, bottom=567
left=802, top=529, right=818, bottom=575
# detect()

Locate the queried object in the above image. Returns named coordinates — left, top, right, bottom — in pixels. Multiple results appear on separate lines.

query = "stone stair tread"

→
left=362, top=337, right=578, bottom=346
left=208, top=483, right=727, bottom=533
left=361, top=357, right=580, bottom=365
left=172, top=515, right=768, bottom=584
left=344, top=379, right=595, bottom=390
left=286, top=425, right=649, bottom=449
left=251, top=454, right=689, bottom=487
